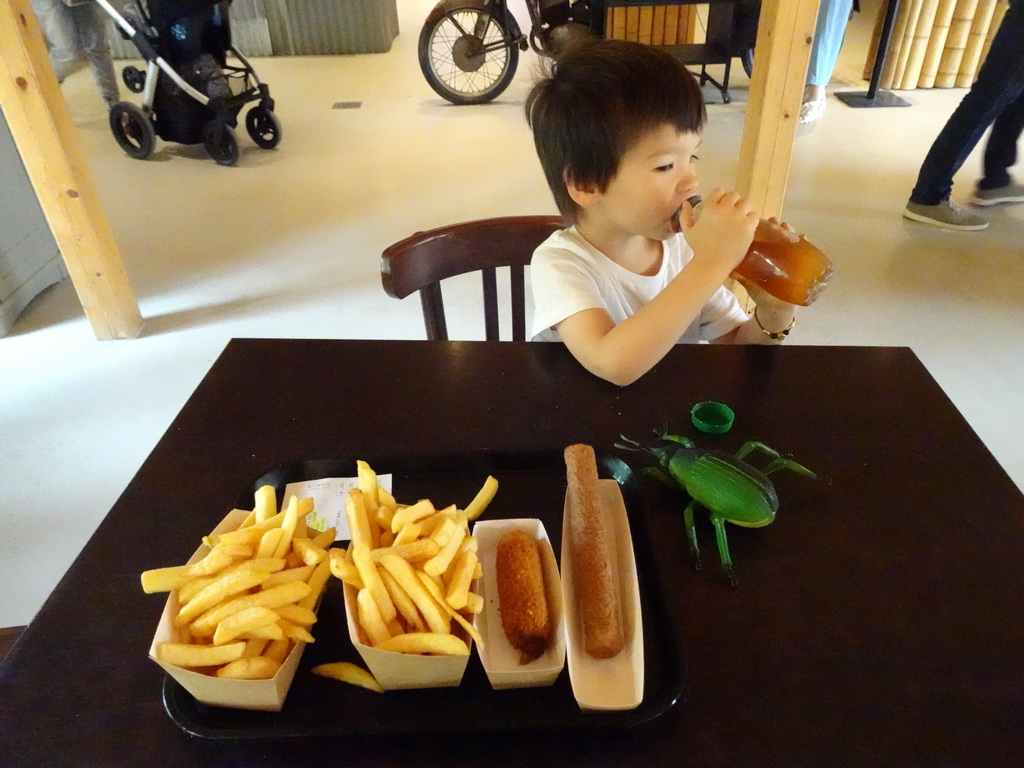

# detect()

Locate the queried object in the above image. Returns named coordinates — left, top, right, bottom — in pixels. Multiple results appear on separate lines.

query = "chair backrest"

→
left=381, top=215, right=564, bottom=341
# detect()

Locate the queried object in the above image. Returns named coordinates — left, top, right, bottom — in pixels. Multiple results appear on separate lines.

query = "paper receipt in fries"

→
left=284, top=475, right=392, bottom=539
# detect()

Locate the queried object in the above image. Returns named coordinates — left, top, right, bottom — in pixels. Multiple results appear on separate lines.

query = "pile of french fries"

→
left=141, top=487, right=333, bottom=680
left=329, top=461, right=498, bottom=657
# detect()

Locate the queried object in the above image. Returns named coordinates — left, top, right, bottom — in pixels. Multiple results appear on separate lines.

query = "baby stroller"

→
left=94, top=0, right=280, bottom=165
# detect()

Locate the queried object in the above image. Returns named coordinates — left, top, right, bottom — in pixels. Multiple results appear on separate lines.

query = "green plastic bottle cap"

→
left=691, top=400, right=735, bottom=434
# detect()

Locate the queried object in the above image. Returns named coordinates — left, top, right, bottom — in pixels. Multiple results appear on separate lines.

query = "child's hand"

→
left=682, top=188, right=758, bottom=272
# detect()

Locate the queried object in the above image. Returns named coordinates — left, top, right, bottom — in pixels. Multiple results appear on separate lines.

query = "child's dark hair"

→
left=525, top=38, right=706, bottom=220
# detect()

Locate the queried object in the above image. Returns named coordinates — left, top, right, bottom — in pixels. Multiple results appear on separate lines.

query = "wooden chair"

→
left=381, top=215, right=564, bottom=341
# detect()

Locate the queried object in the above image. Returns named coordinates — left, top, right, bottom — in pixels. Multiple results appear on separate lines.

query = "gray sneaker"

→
left=970, top=182, right=1024, bottom=206
left=903, top=199, right=989, bottom=231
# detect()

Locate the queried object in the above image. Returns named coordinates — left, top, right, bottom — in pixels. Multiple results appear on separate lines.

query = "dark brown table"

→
left=2, top=339, right=1022, bottom=766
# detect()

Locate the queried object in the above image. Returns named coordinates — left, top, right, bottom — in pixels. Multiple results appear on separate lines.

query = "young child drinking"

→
left=526, top=39, right=799, bottom=385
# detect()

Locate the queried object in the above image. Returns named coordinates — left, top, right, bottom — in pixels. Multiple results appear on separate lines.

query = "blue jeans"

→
left=909, top=0, right=1024, bottom=204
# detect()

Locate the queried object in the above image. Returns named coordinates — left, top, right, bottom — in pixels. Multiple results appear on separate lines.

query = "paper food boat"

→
left=342, top=580, right=474, bottom=690
left=147, top=508, right=312, bottom=712
left=473, top=518, right=566, bottom=689
left=560, top=478, right=644, bottom=711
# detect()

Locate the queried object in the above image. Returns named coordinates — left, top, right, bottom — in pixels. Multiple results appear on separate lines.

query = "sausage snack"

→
left=495, top=529, right=550, bottom=663
left=564, top=444, right=625, bottom=659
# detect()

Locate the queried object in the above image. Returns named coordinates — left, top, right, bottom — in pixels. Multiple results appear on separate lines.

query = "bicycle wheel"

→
left=418, top=7, right=519, bottom=105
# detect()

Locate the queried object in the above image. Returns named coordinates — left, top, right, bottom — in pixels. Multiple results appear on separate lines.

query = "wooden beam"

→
left=0, top=0, right=142, bottom=340
left=737, top=0, right=822, bottom=218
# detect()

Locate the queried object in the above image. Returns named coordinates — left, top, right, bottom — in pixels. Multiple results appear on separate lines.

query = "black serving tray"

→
left=163, top=451, right=685, bottom=739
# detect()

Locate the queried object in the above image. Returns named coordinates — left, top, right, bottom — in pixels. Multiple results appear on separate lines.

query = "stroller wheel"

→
left=122, top=66, right=145, bottom=94
left=109, top=102, right=155, bottom=160
left=245, top=106, right=282, bottom=150
left=203, top=121, right=239, bottom=166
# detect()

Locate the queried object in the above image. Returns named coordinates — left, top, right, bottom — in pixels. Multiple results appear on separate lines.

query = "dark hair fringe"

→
left=526, top=39, right=707, bottom=220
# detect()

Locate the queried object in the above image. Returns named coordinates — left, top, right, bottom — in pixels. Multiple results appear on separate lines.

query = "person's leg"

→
left=909, top=0, right=1024, bottom=206
left=978, top=87, right=1024, bottom=189
left=799, top=0, right=853, bottom=123
left=74, top=3, right=121, bottom=108
left=806, top=0, right=854, bottom=87
left=33, top=0, right=82, bottom=82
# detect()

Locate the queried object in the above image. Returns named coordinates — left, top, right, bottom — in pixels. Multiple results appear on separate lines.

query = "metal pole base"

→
left=835, top=90, right=912, bottom=108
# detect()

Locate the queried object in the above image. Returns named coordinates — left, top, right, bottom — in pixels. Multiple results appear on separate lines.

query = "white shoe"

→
left=798, top=97, right=826, bottom=124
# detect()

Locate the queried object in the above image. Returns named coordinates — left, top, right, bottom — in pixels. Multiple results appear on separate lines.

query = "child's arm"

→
left=557, top=190, right=757, bottom=386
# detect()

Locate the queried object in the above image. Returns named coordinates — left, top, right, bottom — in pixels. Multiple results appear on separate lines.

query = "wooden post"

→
left=0, top=0, right=142, bottom=340
left=736, top=0, right=821, bottom=218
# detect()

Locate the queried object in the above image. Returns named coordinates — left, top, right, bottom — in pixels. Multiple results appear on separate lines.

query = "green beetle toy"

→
left=617, top=431, right=817, bottom=586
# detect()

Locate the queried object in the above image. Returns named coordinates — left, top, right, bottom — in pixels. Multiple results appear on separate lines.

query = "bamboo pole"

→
left=737, top=0, right=820, bottom=218
left=936, top=0, right=979, bottom=86
left=880, top=0, right=915, bottom=88
left=663, top=5, right=679, bottom=45
left=638, top=5, right=654, bottom=44
left=889, top=0, right=925, bottom=88
left=956, top=0, right=997, bottom=86
left=918, top=0, right=958, bottom=87
left=863, top=0, right=888, bottom=79
left=0, top=0, right=142, bottom=340
left=899, top=0, right=940, bottom=88
left=626, top=5, right=640, bottom=40
left=652, top=4, right=666, bottom=46
left=974, top=0, right=1008, bottom=77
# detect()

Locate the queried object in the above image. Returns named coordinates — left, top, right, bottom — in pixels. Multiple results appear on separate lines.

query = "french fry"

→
left=297, top=556, right=331, bottom=611
left=378, top=553, right=450, bottom=634
left=177, top=574, right=217, bottom=604
left=256, top=528, right=284, bottom=559
left=187, top=542, right=253, bottom=578
left=423, top=529, right=466, bottom=578
left=346, top=489, right=373, bottom=549
left=329, top=548, right=364, bottom=589
left=241, top=622, right=284, bottom=640
left=352, top=544, right=398, bottom=624
left=253, top=485, right=277, bottom=523
left=141, top=564, right=194, bottom=594
left=275, top=604, right=318, bottom=627
left=311, top=661, right=384, bottom=693
left=428, top=517, right=459, bottom=548
left=390, top=499, right=435, bottom=534
left=464, top=475, right=499, bottom=521
left=190, top=581, right=312, bottom=637
left=311, top=527, right=337, bottom=549
left=391, top=521, right=421, bottom=548
left=370, top=538, right=440, bottom=565
left=272, top=495, right=300, bottom=559
left=465, top=592, right=483, bottom=614
left=262, top=564, right=314, bottom=589
left=157, top=641, right=245, bottom=668
left=213, top=606, right=281, bottom=645
left=444, top=549, right=477, bottom=611
left=376, top=633, right=469, bottom=656
left=357, top=460, right=380, bottom=513
left=278, top=619, right=316, bottom=644
left=242, top=638, right=270, bottom=658
left=216, top=656, right=281, bottom=679
left=416, top=571, right=483, bottom=647
left=175, top=569, right=271, bottom=627
left=263, top=637, right=291, bottom=664
left=292, top=538, right=328, bottom=566
left=357, top=588, right=392, bottom=646
left=379, top=567, right=426, bottom=633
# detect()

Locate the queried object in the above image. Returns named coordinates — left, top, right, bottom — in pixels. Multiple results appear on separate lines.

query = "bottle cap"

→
left=690, top=400, right=735, bottom=434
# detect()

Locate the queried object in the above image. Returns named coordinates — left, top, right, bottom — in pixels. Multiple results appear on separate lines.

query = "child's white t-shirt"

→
left=530, top=226, right=749, bottom=342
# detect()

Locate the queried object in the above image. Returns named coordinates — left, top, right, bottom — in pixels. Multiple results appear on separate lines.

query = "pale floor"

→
left=1, top=0, right=1022, bottom=628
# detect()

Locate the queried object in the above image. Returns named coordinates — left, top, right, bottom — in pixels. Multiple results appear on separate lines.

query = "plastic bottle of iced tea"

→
left=685, top=196, right=833, bottom=307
